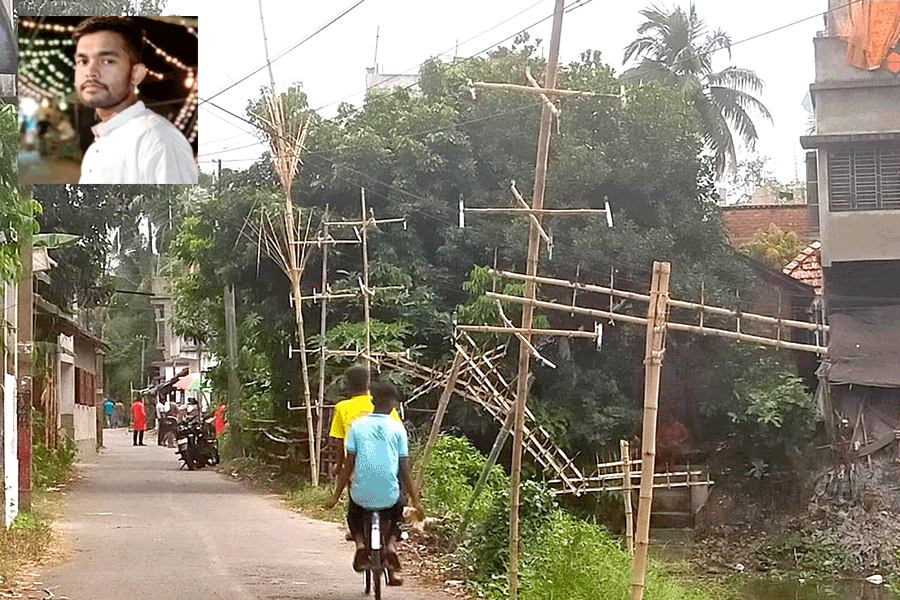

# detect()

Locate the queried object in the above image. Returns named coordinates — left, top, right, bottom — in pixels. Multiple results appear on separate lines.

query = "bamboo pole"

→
left=413, top=351, right=465, bottom=490
left=315, top=210, right=329, bottom=479
left=509, top=3, right=565, bottom=598
left=460, top=408, right=517, bottom=536
left=471, top=80, right=616, bottom=98
left=464, top=207, right=611, bottom=215
left=491, top=269, right=829, bottom=333
left=622, top=439, right=634, bottom=556
left=360, top=188, right=372, bottom=387
left=630, top=261, right=670, bottom=600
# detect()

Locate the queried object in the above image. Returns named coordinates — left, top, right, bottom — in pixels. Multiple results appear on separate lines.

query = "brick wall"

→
left=719, top=204, right=812, bottom=246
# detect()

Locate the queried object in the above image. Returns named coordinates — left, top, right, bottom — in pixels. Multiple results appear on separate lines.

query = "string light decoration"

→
left=18, top=16, right=198, bottom=144
left=144, top=38, right=191, bottom=72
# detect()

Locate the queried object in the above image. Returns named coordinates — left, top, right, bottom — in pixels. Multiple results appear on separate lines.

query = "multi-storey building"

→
left=800, top=0, right=900, bottom=457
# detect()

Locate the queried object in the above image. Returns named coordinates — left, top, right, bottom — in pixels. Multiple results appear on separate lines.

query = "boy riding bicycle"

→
left=325, top=381, right=424, bottom=585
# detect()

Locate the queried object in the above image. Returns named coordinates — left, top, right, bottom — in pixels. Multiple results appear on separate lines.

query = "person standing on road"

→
left=104, top=398, right=114, bottom=428
left=325, top=381, right=424, bottom=584
left=131, top=397, right=146, bottom=446
left=114, top=401, right=125, bottom=428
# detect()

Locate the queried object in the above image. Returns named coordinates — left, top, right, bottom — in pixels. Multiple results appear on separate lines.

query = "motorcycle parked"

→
left=175, top=418, right=219, bottom=470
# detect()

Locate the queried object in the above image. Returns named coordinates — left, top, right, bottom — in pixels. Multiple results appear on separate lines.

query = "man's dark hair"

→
left=345, top=365, right=369, bottom=395
left=371, top=381, right=400, bottom=411
left=73, top=16, right=145, bottom=64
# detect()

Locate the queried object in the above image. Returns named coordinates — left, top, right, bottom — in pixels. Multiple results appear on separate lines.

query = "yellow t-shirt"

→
left=328, top=393, right=401, bottom=440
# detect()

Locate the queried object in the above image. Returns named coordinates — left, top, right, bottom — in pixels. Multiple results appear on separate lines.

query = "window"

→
left=75, top=367, right=95, bottom=406
left=828, top=146, right=900, bottom=211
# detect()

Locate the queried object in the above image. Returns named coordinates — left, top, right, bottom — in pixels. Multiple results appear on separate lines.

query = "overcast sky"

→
left=168, top=0, right=825, bottom=183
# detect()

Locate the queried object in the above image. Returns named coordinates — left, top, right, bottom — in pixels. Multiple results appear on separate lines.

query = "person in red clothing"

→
left=131, top=398, right=146, bottom=446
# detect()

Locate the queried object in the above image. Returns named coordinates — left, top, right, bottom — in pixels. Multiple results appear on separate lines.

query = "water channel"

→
left=742, top=577, right=898, bottom=600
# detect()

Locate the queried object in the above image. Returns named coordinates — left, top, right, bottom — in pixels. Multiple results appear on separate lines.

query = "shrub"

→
left=466, top=479, right=557, bottom=590
left=32, top=437, right=77, bottom=490
left=420, top=434, right=507, bottom=523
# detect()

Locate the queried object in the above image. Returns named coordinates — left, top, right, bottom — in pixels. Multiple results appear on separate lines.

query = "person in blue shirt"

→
left=104, top=398, right=115, bottom=428
left=325, top=381, right=423, bottom=584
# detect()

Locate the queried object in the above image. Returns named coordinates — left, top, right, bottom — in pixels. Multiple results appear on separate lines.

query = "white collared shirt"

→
left=79, top=100, right=198, bottom=184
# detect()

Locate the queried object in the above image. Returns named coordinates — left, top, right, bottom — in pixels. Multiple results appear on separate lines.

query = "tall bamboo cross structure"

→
left=252, top=87, right=319, bottom=486
left=471, top=2, right=577, bottom=597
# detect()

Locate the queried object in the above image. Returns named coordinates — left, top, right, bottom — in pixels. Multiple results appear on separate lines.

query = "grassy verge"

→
left=283, top=434, right=728, bottom=600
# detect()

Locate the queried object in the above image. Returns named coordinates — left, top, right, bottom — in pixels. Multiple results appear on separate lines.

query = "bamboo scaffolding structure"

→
left=481, top=292, right=828, bottom=354
left=631, top=261, right=670, bottom=600
left=491, top=269, right=829, bottom=334
left=252, top=83, right=318, bottom=486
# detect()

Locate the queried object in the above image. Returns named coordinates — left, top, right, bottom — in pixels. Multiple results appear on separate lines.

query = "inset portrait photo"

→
left=18, top=15, right=198, bottom=184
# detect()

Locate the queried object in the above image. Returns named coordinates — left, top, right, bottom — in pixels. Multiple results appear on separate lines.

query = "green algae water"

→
left=742, top=577, right=898, bottom=600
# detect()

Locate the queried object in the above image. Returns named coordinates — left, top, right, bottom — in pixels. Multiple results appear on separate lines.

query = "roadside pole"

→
left=224, top=284, right=242, bottom=454
left=630, top=261, right=670, bottom=600
left=16, top=192, right=33, bottom=513
left=508, top=1, right=565, bottom=598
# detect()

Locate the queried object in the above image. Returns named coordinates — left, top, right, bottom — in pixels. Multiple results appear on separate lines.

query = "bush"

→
left=466, top=479, right=557, bottom=590
left=420, top=434, right=507, bottom=523
left=524, top=510, right=710, bottom=600
left=32, top=437, right=77, bottom=490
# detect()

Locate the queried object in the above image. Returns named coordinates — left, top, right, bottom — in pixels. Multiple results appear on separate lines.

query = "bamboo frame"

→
left=481, top=292, right=828, bottom=354
left=491, top=269, right=829, bottom=334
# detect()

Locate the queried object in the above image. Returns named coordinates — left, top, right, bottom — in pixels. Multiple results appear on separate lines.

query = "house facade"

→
left=800, top=0, right=900, bottom=459
left=34, top=296, right=105, bottom=456
left=149, top=275, right=214, bottom=386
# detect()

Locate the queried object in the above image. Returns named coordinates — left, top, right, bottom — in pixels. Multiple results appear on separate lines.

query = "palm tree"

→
left=622, top=3, right=772, bottom=177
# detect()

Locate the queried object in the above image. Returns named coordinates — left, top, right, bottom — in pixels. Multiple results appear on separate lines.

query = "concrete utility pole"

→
left=16, top=194, right=33, bottom=513
left=224, top=284, right=242, bottom=454
left=508, top=1, right=565, bottom=597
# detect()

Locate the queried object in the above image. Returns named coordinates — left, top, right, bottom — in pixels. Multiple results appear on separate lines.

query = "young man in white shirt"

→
left=73, top=17, right=197, bottom=184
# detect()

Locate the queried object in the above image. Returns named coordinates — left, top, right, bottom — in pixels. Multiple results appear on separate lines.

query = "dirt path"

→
left=30, top=429, right=455, bottom=600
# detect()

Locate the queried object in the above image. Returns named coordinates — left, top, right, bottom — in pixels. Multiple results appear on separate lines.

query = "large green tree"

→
left=622, top=2, right=772, bottom=177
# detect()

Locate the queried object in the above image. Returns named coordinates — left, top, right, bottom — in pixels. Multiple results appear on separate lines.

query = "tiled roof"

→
left=783, top=241, right=823, bottom=294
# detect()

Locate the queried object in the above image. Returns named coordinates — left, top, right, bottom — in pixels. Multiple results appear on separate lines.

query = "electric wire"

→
left=199, top=0, right=371, bottom=106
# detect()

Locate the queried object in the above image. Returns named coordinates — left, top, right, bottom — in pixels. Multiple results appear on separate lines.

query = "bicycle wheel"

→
left=372, top=549, right=382, bottom=600
left=364, top=568, right=371, bottom=594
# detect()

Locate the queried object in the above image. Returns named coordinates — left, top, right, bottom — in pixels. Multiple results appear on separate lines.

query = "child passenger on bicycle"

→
left=325, top=380, right=424, bottom=585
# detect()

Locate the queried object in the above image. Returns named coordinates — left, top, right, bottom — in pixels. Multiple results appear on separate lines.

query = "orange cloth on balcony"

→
left=843, top=0, right=900, bottom=70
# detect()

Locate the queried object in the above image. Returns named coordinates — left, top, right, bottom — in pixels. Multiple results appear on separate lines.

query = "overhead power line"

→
left=199, top=0, right=370, bottom=106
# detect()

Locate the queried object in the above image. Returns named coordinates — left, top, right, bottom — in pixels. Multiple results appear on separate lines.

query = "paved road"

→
left=40, top=429, right=452, bottom=600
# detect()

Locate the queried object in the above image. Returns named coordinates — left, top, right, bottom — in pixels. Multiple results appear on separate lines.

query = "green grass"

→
left=284, top=485, right=347, bottom=523
left=0, top=499, right=55, bottom=587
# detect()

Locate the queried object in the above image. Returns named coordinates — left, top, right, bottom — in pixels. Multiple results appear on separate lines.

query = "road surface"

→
left=36, top=428, right=454, bottom=600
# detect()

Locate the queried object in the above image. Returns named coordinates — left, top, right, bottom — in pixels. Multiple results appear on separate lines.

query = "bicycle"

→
left=362, top=509, right=388, bottom=598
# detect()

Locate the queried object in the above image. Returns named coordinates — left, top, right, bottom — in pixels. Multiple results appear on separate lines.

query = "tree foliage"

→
left=16, top=0, right=165, bottom=16
left=164, top=36, right=808, bottom=469
left=622, top=3, right=772, bottom=177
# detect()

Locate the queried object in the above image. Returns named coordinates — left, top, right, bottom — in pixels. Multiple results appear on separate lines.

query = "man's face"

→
left=74, top=30, right=138, bottom=109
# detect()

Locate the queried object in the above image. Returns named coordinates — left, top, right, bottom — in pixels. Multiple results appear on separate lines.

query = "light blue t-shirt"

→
left=345, top=413, right=408, bottom=510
